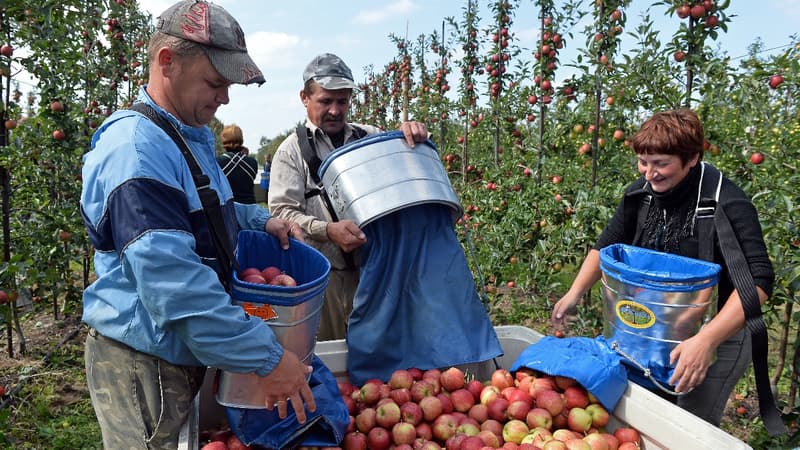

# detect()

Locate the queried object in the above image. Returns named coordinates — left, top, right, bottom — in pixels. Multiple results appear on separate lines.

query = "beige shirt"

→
left=268, top=119, right=380, bottom=270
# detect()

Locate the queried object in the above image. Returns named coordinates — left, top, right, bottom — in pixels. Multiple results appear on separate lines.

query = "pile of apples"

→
left=336, top=366, right=642, bottom=450
left=239, top=265, right=297, bottom=287
left=198, top=367, right=644, bottom=450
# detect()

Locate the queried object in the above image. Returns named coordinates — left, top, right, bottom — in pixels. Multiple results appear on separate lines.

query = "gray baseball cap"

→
left=302, top=53, right=357, bottom=90
left=157, top=0, right=265, bottom=85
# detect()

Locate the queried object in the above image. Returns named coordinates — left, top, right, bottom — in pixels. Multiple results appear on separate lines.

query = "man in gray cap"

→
left=268, top=53, right=428, bottom=341
left=80, top=1, right=314, bottom=447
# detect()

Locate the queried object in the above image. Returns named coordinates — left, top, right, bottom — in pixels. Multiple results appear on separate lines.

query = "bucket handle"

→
left=609, top=341, right=693, bottom=397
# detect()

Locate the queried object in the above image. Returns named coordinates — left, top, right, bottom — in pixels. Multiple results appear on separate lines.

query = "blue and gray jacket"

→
left=80, top=88, right=282, bottom=375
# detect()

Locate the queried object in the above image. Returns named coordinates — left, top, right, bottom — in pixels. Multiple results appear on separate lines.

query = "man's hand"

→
left=399, top=121, right=429, bottom=147
left=265, top=217, right=305, bottom=249
left=259, top=350, right=316, bottom=423
left=327, top=220, right=367, bottom=253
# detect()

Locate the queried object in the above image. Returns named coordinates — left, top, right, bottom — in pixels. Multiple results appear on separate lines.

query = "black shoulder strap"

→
left=624, top=178, right=651, bottom=245
left=130, top=103, right=239, bottom=290
left=694, top=162, right=721, bottom=262
left=710, top=165, right=786, bottom=436
left=296, top=124, right=324, bottom=185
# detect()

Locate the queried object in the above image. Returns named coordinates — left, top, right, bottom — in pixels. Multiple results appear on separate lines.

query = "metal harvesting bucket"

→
left=318, top=131, right=463, bottom=227
left=216, top=230, right=330, bottom=409
left=599, top=244, right=721, bottom=393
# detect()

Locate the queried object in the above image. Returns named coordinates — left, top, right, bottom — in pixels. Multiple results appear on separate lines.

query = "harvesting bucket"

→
left=318, top=131, right=463, bottom=227
left=215, top=230, right=330, bottom=409
left=599, top=244, right=721, bottom=393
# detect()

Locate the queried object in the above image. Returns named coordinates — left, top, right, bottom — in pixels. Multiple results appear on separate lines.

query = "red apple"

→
left=240, top=267, right=261, bottom=279
left=600, top=433, right=619, bottom=450
left=200, top=442, right=227, bottom=450
left=567, top=407, right=592, bottom=433
left=375, top=401, right=401, bottom=429
left=243, top=274, right=267, bottom=284
left=392, top=421, right=417, bottom=445
left=52, top=129, right=66, bottom=141
left=456, top=420, right=481, bottom=437
left=468, top=403, right=489, bottom=423
left=400, top=400, right=423, bottom=425
left=50, top=101, right=65, bottom=112
left=768, top=74, right=784, bottom=89
left=390, top=387, right=412, bottom=405
left=491, top=369, right=514, bottom=390
left=270, top=274, right=297, bottom=286
left=535, top=389, right=565, bottom=416
left=585, top=404, right=610, bottom=428
left=466, top=380, right=484, bottom=402
left=613, top=427, right=641, bottom=445
left=502, top=419, right=529, bottom=444
left=459, top=436, right=485, bottom=450
left=4, top=119, right=17, bottom=130
left=526, top=407, right=553, bottom=430
left=480, top=385, right=501, bottom=406
left=505, top=388, right=532, bottom=405
left=487, top=397, right=510, bottom=422
left=690, top=4, right=706, bottom=18
left=437, top=392, right=454, bottom=414
left=408, top=367, right=423, bottom=380
left=410, top=380, right=435, bottom=402
left=432, top=413, right=459, bottom=442
left=480, top=418, right=504, bottom=437
left=260, top=266, right=282, bottom=283
left=419, top=396, right=443, bottom=422
left=416, top=422, right=433, bottom=441
left=342, top=431, right=368, bottom=450
left=750, top=152, right=765, bottom=165
left=390, top=369, right=415, bottom=390
left=355, top=407, right=377, bottom=433
left=554, top=376, right=577, bottom=391
left=226, top=434, right=251, bottom=450
left=440, top=367, right=466, bottom=392
left=450, top=388, right=476, bottom=413
left=0, top=44, right=13, bottom=57
left=563, top=386, right=590, bottom=409
left=367, top=426, right=391, bottom=450
left=583, top=432, right=610, bottom=450
left=564, top=437, right=591, bottom=450
left=477, top=429, right=502, bottom=448
left=507, top=400, right=531, bottom=421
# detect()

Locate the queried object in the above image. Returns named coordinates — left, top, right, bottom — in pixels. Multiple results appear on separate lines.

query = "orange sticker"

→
left=241, top=302, right=278, bottom=321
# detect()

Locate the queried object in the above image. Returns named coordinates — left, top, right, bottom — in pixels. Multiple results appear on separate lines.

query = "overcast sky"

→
left=138, top=0, right=799, bottom=153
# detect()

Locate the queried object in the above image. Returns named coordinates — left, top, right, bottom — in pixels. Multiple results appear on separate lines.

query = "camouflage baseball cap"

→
left=157, top=0, right=265, bottom=85
left=302, top=53, right=357, bottom=90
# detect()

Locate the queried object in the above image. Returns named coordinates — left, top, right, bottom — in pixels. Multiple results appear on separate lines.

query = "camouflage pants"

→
left=85, top=328, right=206, bottom=449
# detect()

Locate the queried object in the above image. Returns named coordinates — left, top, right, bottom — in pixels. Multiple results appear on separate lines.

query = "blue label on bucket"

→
left=616, top=300, right=656, bottom=329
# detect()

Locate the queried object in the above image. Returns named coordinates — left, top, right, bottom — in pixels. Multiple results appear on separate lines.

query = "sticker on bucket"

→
left=241, top=302, right=279, bottom=321
left=615, top=300, right=656, bottom=329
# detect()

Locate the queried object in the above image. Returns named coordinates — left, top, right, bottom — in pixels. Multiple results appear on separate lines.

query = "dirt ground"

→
left=0, top=306, right=758, bottom=444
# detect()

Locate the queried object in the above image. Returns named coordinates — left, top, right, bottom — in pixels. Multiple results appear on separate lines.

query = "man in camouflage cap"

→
left=268, top=53, right=428, bottom=341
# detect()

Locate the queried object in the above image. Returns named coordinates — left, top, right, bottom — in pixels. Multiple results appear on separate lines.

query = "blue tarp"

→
left=510, top=336, right=629, bottom=411
left=225, top=355, right=349, bottom=449
left=346, top=203, right=504, bottom=385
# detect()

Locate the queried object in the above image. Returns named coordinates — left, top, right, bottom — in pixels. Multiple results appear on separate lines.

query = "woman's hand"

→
left=668, top=334, right=715, bottom=393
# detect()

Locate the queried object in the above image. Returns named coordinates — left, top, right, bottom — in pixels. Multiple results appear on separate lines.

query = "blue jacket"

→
left=80, top=88, right=282, bottom=376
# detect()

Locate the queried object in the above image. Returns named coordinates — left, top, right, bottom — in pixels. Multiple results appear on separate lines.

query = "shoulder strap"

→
left=624, top=178, right=651, bottom=245
left=715, top=203, right=786, bottom=436
left=694, top=162, right=722, bottom=262
left=296, top=124, right=323, bottom=185
left=129, top=103, right=239, bottom=290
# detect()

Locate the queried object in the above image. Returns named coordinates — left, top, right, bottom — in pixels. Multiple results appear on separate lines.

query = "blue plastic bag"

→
left=509, top=336, right=629, bottom=411
left=225, top=355, right=349, bottom=449
left=346, top=203, right=503, bottom=385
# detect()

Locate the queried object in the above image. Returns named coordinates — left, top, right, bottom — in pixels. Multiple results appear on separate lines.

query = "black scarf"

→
left=639, top=164, right=702, bottom=253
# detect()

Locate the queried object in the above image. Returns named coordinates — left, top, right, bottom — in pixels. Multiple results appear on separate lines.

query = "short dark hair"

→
left=147, top=31, right=205, bottom=64
left=631, top=109, right=704, bottom=165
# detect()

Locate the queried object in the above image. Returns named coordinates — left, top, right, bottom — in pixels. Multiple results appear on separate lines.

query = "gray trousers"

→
left=316, top=269, right=359, bottom=342
left=677, top=328, right=752, bottom=426
left=85, top=328, right=206, bottom=449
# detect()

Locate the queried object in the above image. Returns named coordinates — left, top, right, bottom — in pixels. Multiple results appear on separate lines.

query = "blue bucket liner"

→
left=599, top=244, right=721, bottom=393
left=231, top=230, right=330, bottom=306
left=599, top=243, right=720, bottom=291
